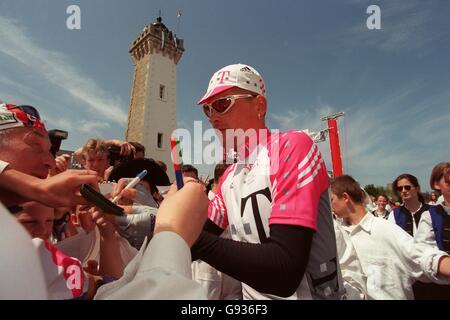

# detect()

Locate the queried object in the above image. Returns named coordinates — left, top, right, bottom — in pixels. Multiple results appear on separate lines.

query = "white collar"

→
left=339, top=212, right=374, bottom=234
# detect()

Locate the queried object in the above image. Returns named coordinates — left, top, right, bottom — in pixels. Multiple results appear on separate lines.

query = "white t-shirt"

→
left=209, top=130, right=344, bottom=300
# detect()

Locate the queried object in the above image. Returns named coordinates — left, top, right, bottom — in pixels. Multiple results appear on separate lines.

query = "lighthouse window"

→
left=157, top=133, right=163, bottom=149
left=159, top=84, right=166, bottom=100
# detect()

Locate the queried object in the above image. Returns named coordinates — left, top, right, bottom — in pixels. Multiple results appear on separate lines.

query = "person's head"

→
left=376, top=194, right=389, bottom=211
left=73, top=147, right=86, bottom=168
left=197, top=64, right=267, bottom=135
left=130, top=141, right=145, bottom=159
left=14, top=201, right=54, bottom=240
left=431, top=191, right=439, bottom=202
left=0, top=104, right=53, bottom=179
left=182, top=164, right=199, bottom=180
left=330, top=175, right=365, bottom=218
left=393, top=173, right=424, bottom=203
left=108, top=158, right=170, bottom=205
left=430, top=162, right=450, bottom=201
left=155, top=160, right=167, bottom=172
left=82, top=138, right=109, bottom=177
left=211, top=163, right=230, bottom=193
left=214, top=163, right=230, bottom=183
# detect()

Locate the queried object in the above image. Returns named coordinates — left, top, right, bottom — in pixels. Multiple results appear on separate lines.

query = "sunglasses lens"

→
left=397, top=185, right=412, bottom=192
left=211, top=98, right=232, bottom=113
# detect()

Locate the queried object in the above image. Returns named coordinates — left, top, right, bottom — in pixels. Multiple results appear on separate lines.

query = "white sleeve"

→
left=0, top=160, right=9, bottom=174
left=415, top=212, right=438, bottom=248
left=388, top=211, right=396, bottom=224
left=411, top=211, right=450, bottom=284
left=94, top=231, right=207, bottom=300
left=413, top=245, right=450, bottom=284
left=398, top=227, right=450, bottom=284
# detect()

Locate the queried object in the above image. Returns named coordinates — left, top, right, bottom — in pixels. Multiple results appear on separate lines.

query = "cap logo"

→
left=217, top=70, right=231, bottom=84
left=240, top=66, right=252, bottom=72
left=0, top=111, right=19, bottom=127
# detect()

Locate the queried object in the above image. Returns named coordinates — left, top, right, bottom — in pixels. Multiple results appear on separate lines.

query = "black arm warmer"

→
left=191, top=223, right=314, bottom=297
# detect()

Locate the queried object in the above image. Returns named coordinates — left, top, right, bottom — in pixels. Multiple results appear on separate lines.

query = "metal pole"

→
left=321, top=112, right=345, bottom=177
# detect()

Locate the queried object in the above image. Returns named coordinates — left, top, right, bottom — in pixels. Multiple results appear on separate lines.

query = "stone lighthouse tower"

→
left=126, top=16, right=184, bottom=180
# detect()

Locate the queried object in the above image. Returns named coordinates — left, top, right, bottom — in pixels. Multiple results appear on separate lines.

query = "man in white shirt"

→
left=331, top=175, right=450, bottom=299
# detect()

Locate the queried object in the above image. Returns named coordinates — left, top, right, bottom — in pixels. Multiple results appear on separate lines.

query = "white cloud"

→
left=0, top=16, right=127, bottom=125
left=44, top=115, right=74, bottom=131
left=78, top=120, right=111, bottom=136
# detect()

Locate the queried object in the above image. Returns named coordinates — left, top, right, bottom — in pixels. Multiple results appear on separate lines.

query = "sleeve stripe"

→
left=210, top=204, right=217, bottom=224
left=211, top=201, right=221, bottom=226
left=217, top=197, right=225, bottom=227
left=297, top=159, right=324, bottom=189
left=210, top=196, right=226, bottom=227
left=297, top=149, right=320, bottom=180
left=297, top=143, right=317, bottom=170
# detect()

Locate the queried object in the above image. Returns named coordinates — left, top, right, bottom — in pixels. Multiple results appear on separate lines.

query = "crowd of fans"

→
left=0, top=63, right=449, bottom=300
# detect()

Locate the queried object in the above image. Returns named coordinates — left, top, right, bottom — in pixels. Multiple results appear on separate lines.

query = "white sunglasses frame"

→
left=203, top=94, right=256, bottom=118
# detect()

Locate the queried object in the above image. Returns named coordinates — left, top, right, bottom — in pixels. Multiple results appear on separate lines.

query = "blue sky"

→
left=0, top=0, right=449, bottom=190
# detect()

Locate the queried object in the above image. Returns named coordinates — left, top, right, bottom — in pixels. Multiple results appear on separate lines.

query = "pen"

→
left=170, top=137, right=184, bottom=190
left=111, top=169, right=147, bottom=203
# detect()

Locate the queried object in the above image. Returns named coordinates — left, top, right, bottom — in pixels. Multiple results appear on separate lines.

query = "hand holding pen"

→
left=111, top=169, right=147, bottom=204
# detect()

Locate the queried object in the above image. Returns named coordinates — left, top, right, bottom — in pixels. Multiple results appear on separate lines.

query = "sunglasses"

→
left=203, top=94, right=256, bottom=118
left=396, top=185, right=413, bottom=192
left=10, top=105, right=41, bottom=120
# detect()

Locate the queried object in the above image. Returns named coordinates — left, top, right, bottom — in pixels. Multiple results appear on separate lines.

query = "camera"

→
left=108, top=145, right=134, bottom=166
left=48, top=129, right=68, bottom=157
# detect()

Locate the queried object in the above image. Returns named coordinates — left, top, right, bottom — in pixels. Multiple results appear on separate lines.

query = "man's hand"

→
left=91, top=207, right=117, bottom=240
left=0, top=167, right=99, bottom=207
left=37, top=170, right=99, bottom=207
left=154, top=178, right=209, bottom=247
left=77, top=205, right=96, bottom=233
left=111, top=178, right=137, bottom=206
left=50, top=154, right=71, bottom=176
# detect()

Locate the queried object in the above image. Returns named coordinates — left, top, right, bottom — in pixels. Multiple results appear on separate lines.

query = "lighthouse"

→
left=126, top=16, right=185, bottom=180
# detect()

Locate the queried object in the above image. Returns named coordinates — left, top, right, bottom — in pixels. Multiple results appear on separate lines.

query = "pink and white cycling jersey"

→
left=209, top=130, right=344, bottom=300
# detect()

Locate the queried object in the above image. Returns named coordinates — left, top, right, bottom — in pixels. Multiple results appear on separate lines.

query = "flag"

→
left=177, top=9, right=182, bottom=18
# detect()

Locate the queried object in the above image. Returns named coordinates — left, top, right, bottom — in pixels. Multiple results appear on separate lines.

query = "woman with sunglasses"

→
left=389, top=173, right=450, bottom=299
left=388, top=173, right=429, bottom=236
